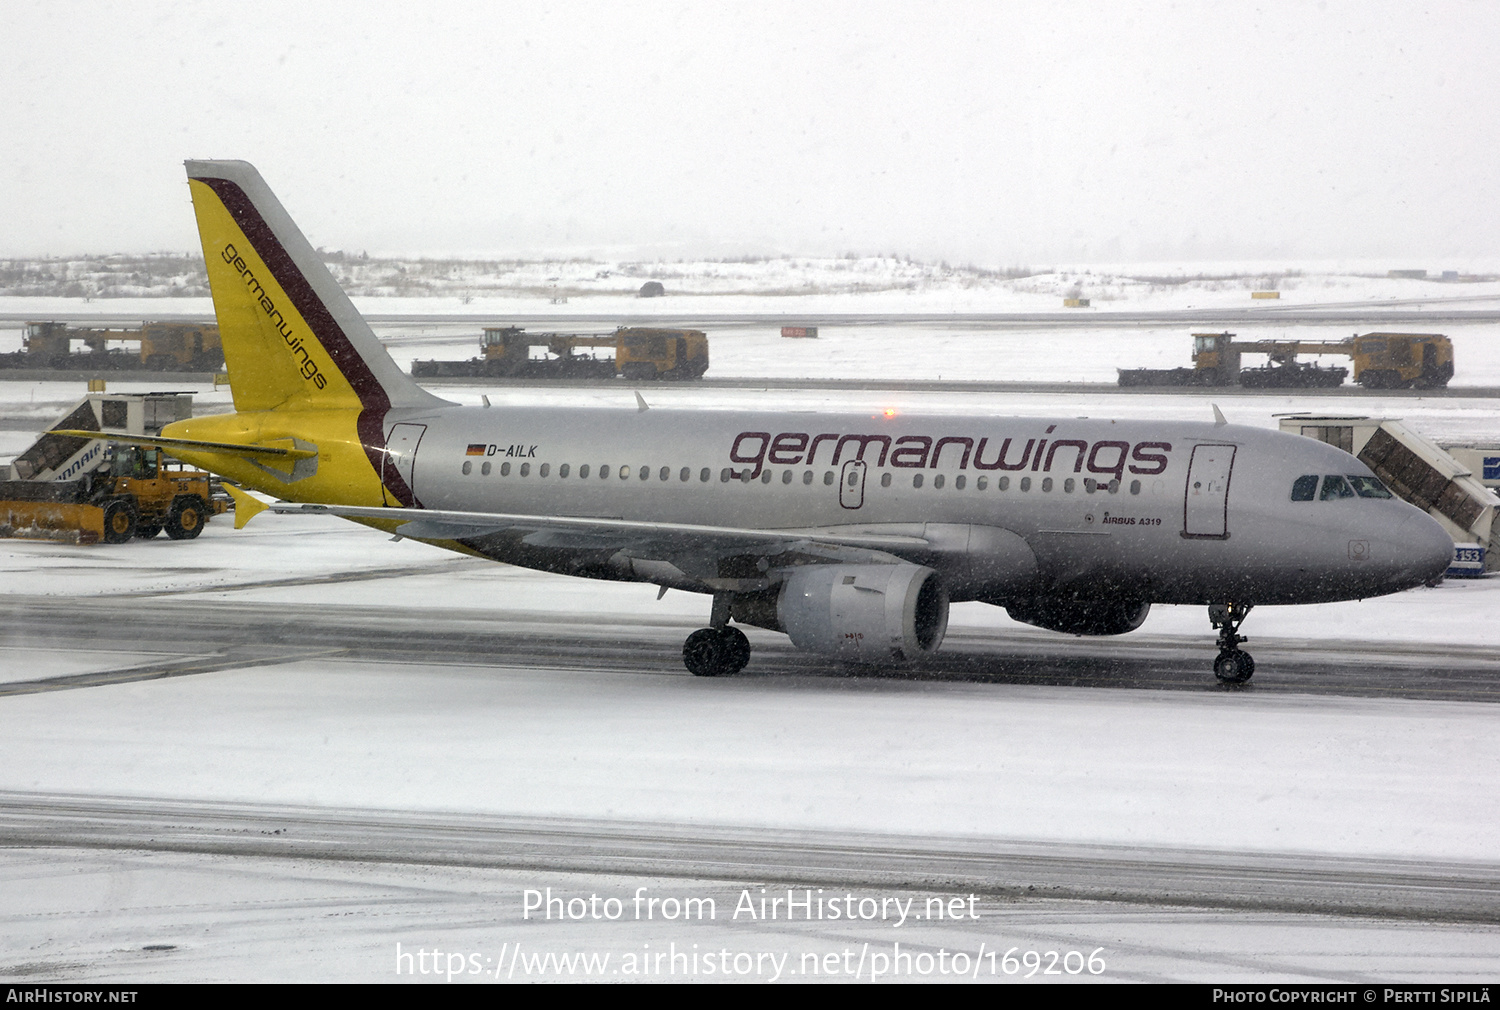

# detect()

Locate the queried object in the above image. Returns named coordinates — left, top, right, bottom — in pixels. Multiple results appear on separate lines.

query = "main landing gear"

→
left=1209, top=603, right=1255, bottom=684
left=683, top=593, right=751, bottom=677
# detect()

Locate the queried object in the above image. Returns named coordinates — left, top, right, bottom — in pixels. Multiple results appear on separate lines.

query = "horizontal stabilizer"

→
left=51, top=430, right=317, bottom=460
left=221, top=483, right=272, bottom=529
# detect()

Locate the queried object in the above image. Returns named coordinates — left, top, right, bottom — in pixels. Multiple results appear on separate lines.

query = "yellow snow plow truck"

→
left=0, top=392, right=227, bottom=544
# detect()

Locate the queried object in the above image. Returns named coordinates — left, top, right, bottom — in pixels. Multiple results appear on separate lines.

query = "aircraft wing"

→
left=237, top=497, right=934, bottom=591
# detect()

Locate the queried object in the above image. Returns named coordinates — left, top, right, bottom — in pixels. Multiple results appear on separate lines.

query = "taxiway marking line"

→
left=0, top=649, right=347, bottom=697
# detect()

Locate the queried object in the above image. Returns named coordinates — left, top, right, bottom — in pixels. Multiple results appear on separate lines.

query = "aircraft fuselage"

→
left=386, top=405, right=1451, bottom=608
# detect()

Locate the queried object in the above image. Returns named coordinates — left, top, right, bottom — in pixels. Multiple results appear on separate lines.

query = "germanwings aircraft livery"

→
left=120, top=161, right=1453, bottom=682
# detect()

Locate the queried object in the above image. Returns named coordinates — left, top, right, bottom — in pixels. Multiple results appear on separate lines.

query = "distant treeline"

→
left=0, top=252, right=1041, bottom=300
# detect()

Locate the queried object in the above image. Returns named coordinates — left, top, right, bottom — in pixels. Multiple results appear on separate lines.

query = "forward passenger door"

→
left=1183, top=444, right=1236, bottom=538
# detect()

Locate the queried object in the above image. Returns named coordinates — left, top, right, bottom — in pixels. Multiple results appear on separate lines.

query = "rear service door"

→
left=840, top=459, right=867, bottom=509
left=384, top=423, right=427, bottom=496
left=1183, top=443, right=1236, bottom=538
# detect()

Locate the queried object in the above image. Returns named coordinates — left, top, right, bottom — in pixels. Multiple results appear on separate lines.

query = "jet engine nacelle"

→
left=1005, top=598, right=1151, bottom=636
left=776, top=563, right=949, bottom=661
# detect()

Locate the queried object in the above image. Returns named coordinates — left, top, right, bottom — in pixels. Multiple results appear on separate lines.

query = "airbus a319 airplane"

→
left=96, top=161, right=1454, bottom=683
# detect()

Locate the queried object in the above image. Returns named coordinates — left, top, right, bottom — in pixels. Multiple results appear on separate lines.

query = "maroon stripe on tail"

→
left=197, top=176, right=419, bottom=508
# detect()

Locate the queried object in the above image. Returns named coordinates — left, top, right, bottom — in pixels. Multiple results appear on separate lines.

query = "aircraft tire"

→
left=683, top=627, right=751, bottom=676
left=720, top=626, right=751, bottom=674
left=683, top=628, right=726, bottom=677
left=1214, top=650, right=1254, bottom=684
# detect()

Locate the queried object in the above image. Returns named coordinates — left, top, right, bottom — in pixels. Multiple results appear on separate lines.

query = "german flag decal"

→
left=466, top=443, right=487, bottom=456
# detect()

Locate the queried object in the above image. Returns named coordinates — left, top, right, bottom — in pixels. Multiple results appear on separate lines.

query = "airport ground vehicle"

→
left=1119, top=332, right=1454, bottom=389
left=411, top=326, right=709, bottom=380
left=0, top=321, right=224, bottom=372
left=128, top=160, right=1452, bottom=686
left=1, top=392, right=225, bottom=544
left=0, top=450, right=218, bottom=544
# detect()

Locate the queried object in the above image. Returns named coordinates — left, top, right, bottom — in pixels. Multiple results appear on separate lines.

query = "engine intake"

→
left=1005, top=598, right=1151, bottom=636
left=775, top=563, right=949, bottom=661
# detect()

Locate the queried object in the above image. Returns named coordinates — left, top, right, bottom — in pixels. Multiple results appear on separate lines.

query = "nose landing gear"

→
left=682, top=592, right=752, bottom=677
left=1209, top=603, right=1255, bottom=684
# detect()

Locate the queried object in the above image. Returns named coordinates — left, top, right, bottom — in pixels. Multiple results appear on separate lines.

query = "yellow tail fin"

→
left=184, top=160, right=443, bottom=416
left=163, top=161, right=448, bottom=511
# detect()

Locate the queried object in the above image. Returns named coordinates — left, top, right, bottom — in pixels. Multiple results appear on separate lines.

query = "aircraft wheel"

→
left=683, top=627, right=750, bottom=676
left=101, top=500, right=137, bottom=544
left=1214, top=649, right=1254, bottom=684
left=720, top=626, right=751, bottom=674
left=684, top=628, right=727, bottom=676
left=165, top=495, right=207, bottom=540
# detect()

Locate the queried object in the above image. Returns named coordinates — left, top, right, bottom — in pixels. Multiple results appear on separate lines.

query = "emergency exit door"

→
left=1183, top=443, right=1236, bottom=538
left=840, top=459, right=867, bottom=509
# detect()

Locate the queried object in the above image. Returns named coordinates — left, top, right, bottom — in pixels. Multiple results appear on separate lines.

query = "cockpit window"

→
left=1290, top=475, right=1318, bottom=501
left=1347, top=474, right=1394, bottom=499
left=1319, top=475, right=1355, bottom=500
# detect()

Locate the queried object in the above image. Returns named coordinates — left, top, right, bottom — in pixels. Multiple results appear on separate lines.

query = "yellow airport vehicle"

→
left=412, top=326, right=709, bottom=380
left=0, top=448, right=222, bottom=544
left=0, top=392, right=228, bottom=544
left=1120, top=331, right=1454, bottom=389
left=2, top=320, right=224, bottom=372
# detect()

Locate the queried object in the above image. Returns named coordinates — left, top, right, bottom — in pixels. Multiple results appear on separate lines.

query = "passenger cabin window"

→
left=1290, top=475, right=1318, bottom=501
left=1319, top=475, right=1355, bottom=500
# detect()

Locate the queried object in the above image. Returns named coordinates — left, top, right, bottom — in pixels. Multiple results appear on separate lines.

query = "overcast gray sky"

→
left=2, top=0, right=1496, bottom=264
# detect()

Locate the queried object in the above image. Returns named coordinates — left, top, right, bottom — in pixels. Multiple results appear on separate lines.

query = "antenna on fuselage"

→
left=1212, top=403, right=1228, bottom=426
